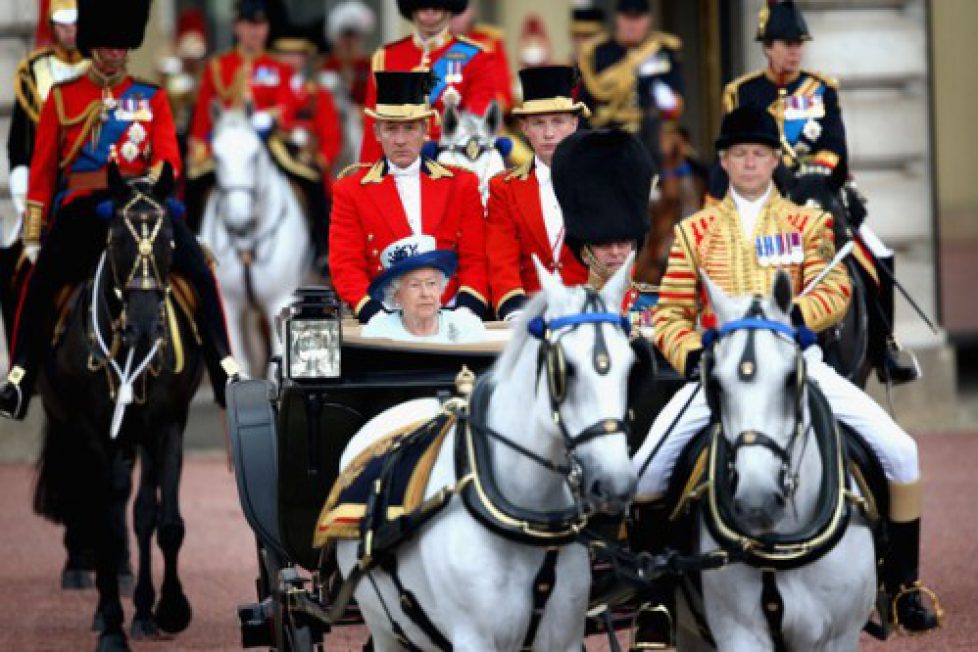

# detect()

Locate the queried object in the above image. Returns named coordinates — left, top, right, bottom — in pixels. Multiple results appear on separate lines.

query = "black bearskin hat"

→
left=553, top=129, right=654, bottom=257
left=396, top=0, right=468, bottom=21
left=77, top=0, right=151, bottom=56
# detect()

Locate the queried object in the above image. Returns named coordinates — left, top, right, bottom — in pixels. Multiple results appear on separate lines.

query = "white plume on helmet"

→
left=327, top=1, right=375, bottom=41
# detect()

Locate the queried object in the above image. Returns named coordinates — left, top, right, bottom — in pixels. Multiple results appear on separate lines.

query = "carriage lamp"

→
left=280, top=287, right=342, bottom=381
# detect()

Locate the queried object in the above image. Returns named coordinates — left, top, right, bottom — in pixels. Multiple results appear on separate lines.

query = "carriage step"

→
left=237, top=599, right=275, bottom=648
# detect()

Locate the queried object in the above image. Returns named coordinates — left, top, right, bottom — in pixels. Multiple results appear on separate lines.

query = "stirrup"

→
left=0, top=381, right=24, bottom=420
left=891, top=581, right=945, bottom=635
left=630, top=602, right=674, bottom=650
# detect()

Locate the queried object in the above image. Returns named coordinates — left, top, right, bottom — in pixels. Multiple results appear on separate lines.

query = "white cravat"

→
left=730, top=183, right=773, bottom=238
left=534, top=157, right=565, bottom=263
left=390, top=158, right=423, bottom=235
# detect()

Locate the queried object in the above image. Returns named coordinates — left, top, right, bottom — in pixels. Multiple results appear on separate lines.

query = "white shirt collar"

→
left=534, top=156, right=551, bottom=184
left=729, top=183, right=773, bottom=215
left=389, top=157, right=422, bottom=177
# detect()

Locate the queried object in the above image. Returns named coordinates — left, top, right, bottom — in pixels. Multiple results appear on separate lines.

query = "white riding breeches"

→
left=634, top=346, right=921, bottom=500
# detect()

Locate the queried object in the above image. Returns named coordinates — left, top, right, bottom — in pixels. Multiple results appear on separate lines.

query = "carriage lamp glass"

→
left=282, top=287, right=342, bottom=380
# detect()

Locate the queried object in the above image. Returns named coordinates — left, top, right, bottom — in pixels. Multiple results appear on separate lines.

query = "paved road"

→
left=0, top=433, right=973, bottom=651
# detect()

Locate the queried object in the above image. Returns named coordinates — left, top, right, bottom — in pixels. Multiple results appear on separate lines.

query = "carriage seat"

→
left=51, top=274, right=200, bottom=348
left=313, top=410, right=458, bottom=551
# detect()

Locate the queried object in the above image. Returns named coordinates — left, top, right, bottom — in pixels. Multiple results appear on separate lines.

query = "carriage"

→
left=226, top=286, right=684, bottom=650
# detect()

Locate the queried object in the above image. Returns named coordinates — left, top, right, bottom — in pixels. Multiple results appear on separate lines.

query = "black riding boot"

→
left=885, top=519, right=942, bottom=632
left=629, top=500, right=675, bottom=650
left=171, top=219, right=241, bottom=406
left=0, top=198, right=108, bottom=420
left=874, top=256, right=920, bottom=385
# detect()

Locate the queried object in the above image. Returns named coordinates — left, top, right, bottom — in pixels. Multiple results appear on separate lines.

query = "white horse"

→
left=336, top=256, right=639, bottom=651
left=436, top=98, right=507, bottom=204
left=199, top=107, right=312, bottom=376
left=679, top=272, right=875, bottom=651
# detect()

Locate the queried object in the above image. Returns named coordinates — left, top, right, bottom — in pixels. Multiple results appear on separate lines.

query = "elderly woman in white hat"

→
left=361, top=235, right=486, bottom=343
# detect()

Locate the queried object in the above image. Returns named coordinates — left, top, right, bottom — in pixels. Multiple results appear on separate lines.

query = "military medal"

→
left=120, top=140, right=139, bottom=163
left=755, top=237, right=767, bottom=266
left=803, top=119, right=822, bottom=141
left=790, top=232, right=804, bottom=264
left=127, top=122, right=146, bottom=145
left=779, top=233, right=792, bottom=265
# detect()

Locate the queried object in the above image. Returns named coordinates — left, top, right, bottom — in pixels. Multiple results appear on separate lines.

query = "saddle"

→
left=313, top=410, right=457, bottom=551
left=51, top=273, right=200, bottom=349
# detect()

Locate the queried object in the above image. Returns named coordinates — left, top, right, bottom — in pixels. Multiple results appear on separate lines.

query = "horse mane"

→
left=491, top=291, right=548, bottom=381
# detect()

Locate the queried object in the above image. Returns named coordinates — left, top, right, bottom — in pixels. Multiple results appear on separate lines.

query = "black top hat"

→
left=235, top=0, right=269, bottom=22
left=512, top=66, right=590, bottom=118
left=272, top=21, right=325, bottom=56
left=757, top=1, right=811, bottom=42
left=77, top=0, right=150, bottom=55
left=572, top=8, right=606, bottom=37
left=365, top=71, right=437, bottom=122
left=616, top=0, right=651, bottom=15
left=553, top=129, right=654, bottom=254
left=714, top=106, right=781, bottom=151
left=396, top=0, right=468, bottom=21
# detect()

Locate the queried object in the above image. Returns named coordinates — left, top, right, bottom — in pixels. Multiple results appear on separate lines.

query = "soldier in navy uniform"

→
left=577, top=0, right=684, bottom=166
left=0, top=0, right=240, bottom=420
left=712, top=0, right=918, bottom=384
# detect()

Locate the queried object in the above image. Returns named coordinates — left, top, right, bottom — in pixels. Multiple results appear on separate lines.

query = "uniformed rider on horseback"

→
left=0, top=0, right=240, bottom=421
left=711, top=0, right=919, bottom=386
left=630, top=106, right=940, bottom=648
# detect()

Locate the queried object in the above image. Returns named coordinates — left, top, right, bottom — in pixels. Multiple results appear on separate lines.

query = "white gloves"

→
left=5, top=166, right=28, bottom=248
left=250, top=110, right=275, bottom=134
left=23, top=242, right=40, bottom=264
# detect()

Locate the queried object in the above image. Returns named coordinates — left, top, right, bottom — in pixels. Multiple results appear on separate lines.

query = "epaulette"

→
left=722, top=69, right=764, bottom=112
left=472, top=23, right=504, bottom=42
left=337, top=162, right=371, bottom=179
left=370, top=47, right=385, bottom=72
left=503, top=160, right=532, bottom=182
left=425, top=159, right=456, bottom=179
left=801, top=69, right=839, bottom=89
left=455, top=34, right=486, bottom=51
left=652, top=30, right=683, bottom=51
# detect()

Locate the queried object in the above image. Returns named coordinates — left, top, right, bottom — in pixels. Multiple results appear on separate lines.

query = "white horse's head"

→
left=210, top=104, right=265, bottom=240
left=436, top=100, right=506, bottom=203
left=496, top=254, right=639, bottom=515
left=702, top=271, right=806, bottom=533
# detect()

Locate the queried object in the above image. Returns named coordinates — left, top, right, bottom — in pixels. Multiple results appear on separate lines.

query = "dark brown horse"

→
left=33, top=164, right=203, bottom=651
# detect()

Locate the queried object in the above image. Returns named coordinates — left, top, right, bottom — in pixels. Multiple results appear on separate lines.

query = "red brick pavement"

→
left=0, top=434, right=973, bottom=651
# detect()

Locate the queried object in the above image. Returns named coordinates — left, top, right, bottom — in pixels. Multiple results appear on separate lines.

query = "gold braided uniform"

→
left=653, top=191, right=850, bottom=376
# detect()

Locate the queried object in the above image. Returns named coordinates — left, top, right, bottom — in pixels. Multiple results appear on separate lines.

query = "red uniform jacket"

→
left=278, top=73, right=343, bottom=186
left=25, top=73, right=179, bottom=240
left=359, top=31, right=495, bottom=163
left=322, top=54, right=371, bottom=107
left=328, top=158, right=489, bottom=318
left=187, top=49, right=293, bottom=176
left=486, top=162, right=588, bottom=318
left=465, top=23, right=514, bottom=112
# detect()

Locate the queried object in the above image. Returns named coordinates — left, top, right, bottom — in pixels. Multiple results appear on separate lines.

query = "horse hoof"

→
left=154, top=592, right=192, bottom=634
left=96, top=631, right=131, bottom=652
left=62, top=568, right=94, bottom=590
left=117, top=570, right=135, bottom=597
left=130, top=616, right=169, bottom=640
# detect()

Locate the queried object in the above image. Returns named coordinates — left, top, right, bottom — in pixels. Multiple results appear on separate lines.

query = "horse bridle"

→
left=107, top=190, right=170, bottom=295
left=703, top=301, right=809, bottom=502
left=442, top=135, right=492, bottom=162
left=474, top=289, right=632, bottom=514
